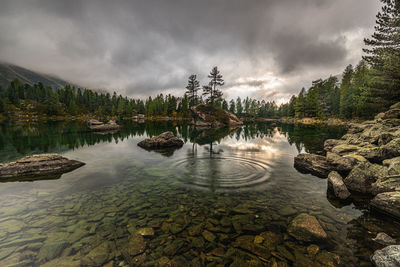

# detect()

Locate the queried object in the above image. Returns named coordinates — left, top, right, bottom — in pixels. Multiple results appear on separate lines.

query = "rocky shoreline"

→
left=294, top=102, right=400, bottom=265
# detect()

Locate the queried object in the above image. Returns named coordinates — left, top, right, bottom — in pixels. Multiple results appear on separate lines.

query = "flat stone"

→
left=234, top=235, right=271, bottom=259
left=128, top=234, right=146, bottom=256
left=137, top=227, right=154, bottom=236
left=38, top=241, right=69, bottom=262
left=202, top=230, right=216, bottom=242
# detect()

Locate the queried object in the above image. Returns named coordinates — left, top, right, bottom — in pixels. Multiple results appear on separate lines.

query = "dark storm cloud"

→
left=0, top=0, right=380, bottom=101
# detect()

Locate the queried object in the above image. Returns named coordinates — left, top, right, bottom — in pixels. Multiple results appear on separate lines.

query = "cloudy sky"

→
left=0, top=0, right=380, bottom=103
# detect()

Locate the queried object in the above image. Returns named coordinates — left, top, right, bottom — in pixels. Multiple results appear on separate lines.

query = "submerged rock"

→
left=294, top=153, right=332, bottom=178
left=38, top=241, right=69, bottom=262
left=370, top=192, right=400, bottom=219
left=287, top=213, right=327, bottom=242
left=370, top=245, right=400, bottom=267
left=327, top=171, right=351, bottom=200
left=0, top=154, right=84, bottom=181
left=373, top=233, right=397, bottom=246
left=137, top=131, right=184, bottom=149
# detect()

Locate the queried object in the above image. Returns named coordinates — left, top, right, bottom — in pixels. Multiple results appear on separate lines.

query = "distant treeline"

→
left=0, top=0, right=398, bottom=120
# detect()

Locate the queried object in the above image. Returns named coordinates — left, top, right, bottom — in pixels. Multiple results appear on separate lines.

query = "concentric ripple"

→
left=171, top=156, right=271, bottom=191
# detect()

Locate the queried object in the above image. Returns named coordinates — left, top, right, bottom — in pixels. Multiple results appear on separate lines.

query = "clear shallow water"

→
left=0, top=121, right=399, bottom=266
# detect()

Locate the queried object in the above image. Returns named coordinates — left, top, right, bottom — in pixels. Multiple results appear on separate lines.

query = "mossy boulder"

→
left=370, top=191, right=400, bottom=219
left=344, top=161, right=388, bottom=194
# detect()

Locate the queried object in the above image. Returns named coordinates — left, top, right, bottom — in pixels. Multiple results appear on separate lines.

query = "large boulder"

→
left=287, top=213, right=327, bottom=242
left=326, top=152, right=359, bottom=175
left=344, top=161, right=388, bottom=194
left=370, top=192, right=400, bottom=219
left=0, top=154, right=85, bottom=181
left=382, top=109, right=400, bottom=120
left=294, top=153, right=333, bottom=178
left=382, top=138, right=400, bottom=159
left=370, top=245, right=400, bottom=267
left=383, top=157, right=400, bottom=175
left=138, top=132, right=184, bottom=149
left=372, top=175, right=400, bottom=195
left=327, top=171, right=351, bottom=200
left=324, top=139, right=344, bottom=152
left=331, top=144, right=362, bottom=156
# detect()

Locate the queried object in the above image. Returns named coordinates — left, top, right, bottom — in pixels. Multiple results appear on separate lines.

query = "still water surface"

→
left=0, top=121, right=398, bottom=266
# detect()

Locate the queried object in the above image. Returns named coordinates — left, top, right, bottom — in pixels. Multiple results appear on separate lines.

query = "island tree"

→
left=203, top=66, right=224, bottom=106
left=185, top=74, right=201, bottom=107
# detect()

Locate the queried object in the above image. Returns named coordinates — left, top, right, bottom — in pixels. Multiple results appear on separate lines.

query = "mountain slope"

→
left=0, top=63, right=76, bottom=89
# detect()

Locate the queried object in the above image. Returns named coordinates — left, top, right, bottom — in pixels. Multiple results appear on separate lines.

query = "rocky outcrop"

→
left=88, top=120, right=121, bottom=132
left=294, top=153, right=332, bottom=178
left=137, top=132, right=184, bottom=149
left=370, top=245, right=400, bottom=267
left=190, top=104, right=243, bottom=127
left=327, top=171, right=351, bottom=200
left=0, top=154, right=85, bottom=181
left=370, top=192, right=400, bottom=219
left=294, top=103, right=400, bottom=219
left=287, top=213, right=327, bottom=242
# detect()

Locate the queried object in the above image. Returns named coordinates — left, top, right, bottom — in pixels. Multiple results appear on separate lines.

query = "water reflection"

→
left=0, top=121, right=346, bottom=162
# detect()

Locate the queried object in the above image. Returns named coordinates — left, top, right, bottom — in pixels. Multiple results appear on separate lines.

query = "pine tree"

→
left=229, top=99, right=236, bottom=114
left=236, top=97, right=243, bottom=116
left=339, top=65, right=354, bottom=118
left=203, top=66, right=224, bottom=105
left=185, top=74, right=201, bottom=107
left=294, top=88, right=306, bottom=118
left=363, top=0, right=400, bottom=108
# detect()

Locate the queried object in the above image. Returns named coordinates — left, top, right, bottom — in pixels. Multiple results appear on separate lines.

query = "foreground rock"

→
left=287, top=213, right=327, bottom=242
left=327, top=171, right=351, bottom=200
left=370, top=192, right=400, bottom=219
left=190, top=104, right=243, bottom=127
left=373, top=233, right=397, bottom=246
left=370, top=245, right=400, bottom=267
left=0, top=154, right=85, bottom=181
left=294, top=153, right=332, bottom=178
left=138, top=132, right=184, bottom=149
left=88, top=120, right=121, bottom=132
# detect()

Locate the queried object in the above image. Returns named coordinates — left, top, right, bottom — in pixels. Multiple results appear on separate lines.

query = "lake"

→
left=0, top=121, right=398, bottom=266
